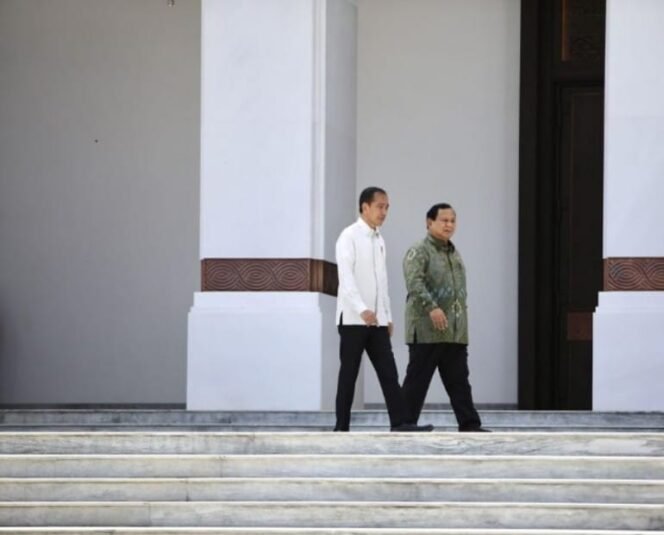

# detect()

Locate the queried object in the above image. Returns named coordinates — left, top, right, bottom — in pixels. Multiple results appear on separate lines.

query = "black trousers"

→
left=402, top=342, right=481, bottom=431
left=335, top=325, right=409, bottom=430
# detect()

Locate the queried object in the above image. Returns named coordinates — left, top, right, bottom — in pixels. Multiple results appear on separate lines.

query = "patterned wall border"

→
left=201, top=258, right=338, bottom=296
left=604, top=257, right=664, bottom=291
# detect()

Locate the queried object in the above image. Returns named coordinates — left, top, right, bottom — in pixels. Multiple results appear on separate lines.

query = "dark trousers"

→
left=402, top=342, right=481, bottom=431
left=335, top=325, right=409, bottom=430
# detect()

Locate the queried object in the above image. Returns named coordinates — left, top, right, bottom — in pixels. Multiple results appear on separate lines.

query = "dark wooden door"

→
left=519, top=0, right=605, bottom=409
left=555, top=86, right=604, bottom=409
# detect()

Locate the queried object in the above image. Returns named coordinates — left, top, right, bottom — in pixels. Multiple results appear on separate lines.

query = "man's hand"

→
left=388, top=322, right=394, bottom=337
left=360, top=310, right=378, bottom=326
left=429, top=308, right=448, bottom=331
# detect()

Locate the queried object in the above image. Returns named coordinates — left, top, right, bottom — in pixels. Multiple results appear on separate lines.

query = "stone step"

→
left=0, top=530, right=661, bottom=535
left=1, top=410, right=663, bottom=431
left=1, top=432, right=662, bottom=456
left=0, top=410, right=659, bottom=428
left=1, top=425, right=660, bottom=433
left=0, top=477, right=662, bottom=504
left=0, top=501, right=663, bottom=530
left=16, top=426, right=664, bottom=432
left=0, top=454, right=661, bottom=479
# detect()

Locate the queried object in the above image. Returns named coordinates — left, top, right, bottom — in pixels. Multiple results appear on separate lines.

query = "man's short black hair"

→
left=358, top=186, right=387, bottom=213
left=426, top=203, right=455, bottom=221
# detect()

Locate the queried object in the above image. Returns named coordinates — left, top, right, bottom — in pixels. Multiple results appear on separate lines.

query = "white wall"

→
left=0, top=0, right=200, bottom=404
left=357, top=0, right=520, bottom=405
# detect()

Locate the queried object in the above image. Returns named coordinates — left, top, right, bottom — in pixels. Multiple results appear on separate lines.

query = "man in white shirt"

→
left=334, top=186, right=434, bottom=432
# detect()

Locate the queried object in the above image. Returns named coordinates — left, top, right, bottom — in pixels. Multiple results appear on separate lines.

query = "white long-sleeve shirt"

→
left=335, top=217, right=392, bottom=326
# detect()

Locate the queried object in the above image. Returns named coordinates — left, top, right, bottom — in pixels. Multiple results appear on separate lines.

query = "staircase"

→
left=0, top=410, right=662, bottom=534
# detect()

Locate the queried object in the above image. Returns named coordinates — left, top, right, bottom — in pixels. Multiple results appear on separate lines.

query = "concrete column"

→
left=594, top=0, right=664, bottom=410
left=187, top=0, right=358, bottom=410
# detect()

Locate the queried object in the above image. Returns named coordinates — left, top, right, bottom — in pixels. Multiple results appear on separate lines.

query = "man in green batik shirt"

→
left=401, top=203, right=487, bottom=432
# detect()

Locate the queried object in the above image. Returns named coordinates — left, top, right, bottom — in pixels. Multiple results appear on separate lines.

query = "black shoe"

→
left=390, top=423, right=434, bottom=432
left=459, top=427, right=490, bottom=432
left=333, top=427, right=349, bottom=432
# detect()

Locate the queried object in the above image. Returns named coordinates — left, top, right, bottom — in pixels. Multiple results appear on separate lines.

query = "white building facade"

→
left=0, top=0, right=662, bottom=411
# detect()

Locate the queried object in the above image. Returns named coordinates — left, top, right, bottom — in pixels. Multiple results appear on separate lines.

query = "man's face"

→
left=361, top=193, right=390, bottom=228
left=427, top=208, right=456, bottom=242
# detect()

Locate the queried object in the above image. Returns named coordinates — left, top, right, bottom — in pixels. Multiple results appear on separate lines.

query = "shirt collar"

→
left=357, top=217, right=381, bottom=237
left=426, top=233, right=454, bottom=251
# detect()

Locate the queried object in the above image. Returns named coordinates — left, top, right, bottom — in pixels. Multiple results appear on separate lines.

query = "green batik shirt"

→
left=403, top=234, right=469, bottom=344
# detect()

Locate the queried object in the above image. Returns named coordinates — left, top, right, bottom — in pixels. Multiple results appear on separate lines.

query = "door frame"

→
left=518, top=0, right=605, bottom=409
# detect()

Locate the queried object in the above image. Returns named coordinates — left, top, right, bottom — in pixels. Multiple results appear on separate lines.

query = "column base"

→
left=186, top=292, right=341, bottom=411
left=593, top=292, right=664, bottom=411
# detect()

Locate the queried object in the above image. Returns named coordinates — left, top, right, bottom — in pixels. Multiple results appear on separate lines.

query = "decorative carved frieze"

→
left=201, top=258, right=338, bottom=296
left=604, top=258, right=664, bottom=291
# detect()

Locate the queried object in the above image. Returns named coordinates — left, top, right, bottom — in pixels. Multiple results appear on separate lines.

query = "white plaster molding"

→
left=593, top=292, right=664, bottom=411
left=187, top=292, right=338, bottom=410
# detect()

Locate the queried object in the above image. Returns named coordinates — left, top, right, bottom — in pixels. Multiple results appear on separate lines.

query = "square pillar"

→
left=187, top=0, right=359, bottom=410
left=594, top=0, right=664, bottom=410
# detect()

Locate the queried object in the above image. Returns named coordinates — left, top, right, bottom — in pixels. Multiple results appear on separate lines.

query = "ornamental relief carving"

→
left=604, top=258, right=664, bottom=291
left=202, top=258, right=338, bottom=296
